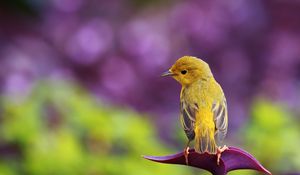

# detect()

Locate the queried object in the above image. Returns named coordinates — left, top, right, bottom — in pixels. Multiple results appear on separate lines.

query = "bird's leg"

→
left=216, top=145, right=228, bottom=165
left=183, top=140, right=191, bottom=165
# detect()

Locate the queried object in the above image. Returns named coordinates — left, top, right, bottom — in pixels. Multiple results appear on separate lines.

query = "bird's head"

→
left=162, top=56, right=213, bottom=86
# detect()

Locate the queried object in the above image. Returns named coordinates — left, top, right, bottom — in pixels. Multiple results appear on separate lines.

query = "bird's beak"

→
left=161, top=70, right=174, bottom=77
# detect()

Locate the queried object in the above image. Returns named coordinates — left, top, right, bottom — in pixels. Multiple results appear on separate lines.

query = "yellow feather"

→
left=167, top=56, right=228, bottom=154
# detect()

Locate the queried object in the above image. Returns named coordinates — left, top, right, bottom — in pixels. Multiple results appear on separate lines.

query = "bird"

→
left=161, top=56, right=228, bottom=165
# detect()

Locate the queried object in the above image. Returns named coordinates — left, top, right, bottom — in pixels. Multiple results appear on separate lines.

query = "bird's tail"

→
left=195, top=126, right=217, bottom=154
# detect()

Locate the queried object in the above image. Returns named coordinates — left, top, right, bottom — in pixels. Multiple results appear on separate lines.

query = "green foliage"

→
left=0, top=80, right=193, bottom=175
left=228, top=170, right=255, bottom=175
left=243, top=98, right=300, bottom=173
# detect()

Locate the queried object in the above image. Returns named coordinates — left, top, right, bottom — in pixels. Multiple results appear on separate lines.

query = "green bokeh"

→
left=243, top=98, right=300, bottom=174
left=0, top=80, right=194, bottom=175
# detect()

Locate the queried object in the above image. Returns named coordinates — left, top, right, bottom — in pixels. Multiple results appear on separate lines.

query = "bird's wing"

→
left=180, top=100, right=198, bottom=141
left=212, top=95, right=228, bottom=142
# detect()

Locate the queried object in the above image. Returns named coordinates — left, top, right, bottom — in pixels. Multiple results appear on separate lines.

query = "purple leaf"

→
left=143, top=146, right=271, bottom=175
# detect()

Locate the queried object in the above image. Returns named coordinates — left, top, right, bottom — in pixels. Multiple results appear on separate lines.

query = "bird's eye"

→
left=181, top=70, right=187, bottom=75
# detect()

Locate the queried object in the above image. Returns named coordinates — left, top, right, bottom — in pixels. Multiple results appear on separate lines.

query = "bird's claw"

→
left=216, top=145, right=228, bottom=165
left=184, top=147, right=190, bottom=165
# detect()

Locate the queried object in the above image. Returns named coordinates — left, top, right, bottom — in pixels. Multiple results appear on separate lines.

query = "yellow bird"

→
left=162, top=56, right=228, bottom=165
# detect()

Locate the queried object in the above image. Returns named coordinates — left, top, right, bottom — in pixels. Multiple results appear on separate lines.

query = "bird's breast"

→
left=181, top=83, right=211, bottom=108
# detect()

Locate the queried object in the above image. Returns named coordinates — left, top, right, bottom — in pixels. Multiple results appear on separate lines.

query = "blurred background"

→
left=0, top=0, right=300, bottom=174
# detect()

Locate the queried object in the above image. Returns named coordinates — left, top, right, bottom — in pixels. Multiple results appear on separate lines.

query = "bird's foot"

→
left=184, top=147, right=190, bottom=165
left=216, top=145, right=228, bottom=165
